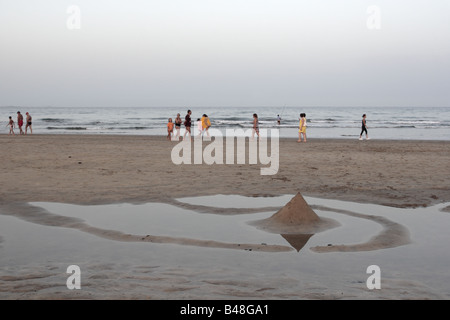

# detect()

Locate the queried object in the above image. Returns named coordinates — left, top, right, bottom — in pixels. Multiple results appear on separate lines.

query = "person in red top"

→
left=17, top=111, right=24, bottom=135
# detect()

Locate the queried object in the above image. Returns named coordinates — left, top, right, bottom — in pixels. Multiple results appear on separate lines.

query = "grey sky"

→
left=1, top=0, right=449, bottom=107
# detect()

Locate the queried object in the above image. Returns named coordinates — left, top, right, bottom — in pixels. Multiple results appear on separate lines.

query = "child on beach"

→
left=167, top=118, right=174, bottom=140
left=298, top=113, right=307, bottom=142
left=359, top=114, right=370, bottom=140
left=196, top=118, right=203, bottom=137
left=6, top=116, right=15, bottom=135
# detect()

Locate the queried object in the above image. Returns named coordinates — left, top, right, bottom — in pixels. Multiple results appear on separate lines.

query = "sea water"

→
left=1, top=106, right=449, bottom=140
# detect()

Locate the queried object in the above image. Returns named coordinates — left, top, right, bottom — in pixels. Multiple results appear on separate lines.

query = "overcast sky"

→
left=1, top=0, right=449, bottom=107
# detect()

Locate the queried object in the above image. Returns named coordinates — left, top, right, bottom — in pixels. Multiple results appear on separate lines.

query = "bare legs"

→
left=297, top=131, right=306, bottom=142
left=183, top=127, right=191, bottom=140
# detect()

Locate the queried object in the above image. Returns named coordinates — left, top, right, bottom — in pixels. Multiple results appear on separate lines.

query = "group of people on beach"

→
left=165, top=111, right=369, bottom=142
left=5, top=109, right=369, bottom=141
left=165, top=111, right=311, bottom=142
left=253, top=112, right=308, bottom=142
left=166, top=110, right=262, bottom=142
left=6, top=111, right=32, bottom=135
left=294, top=112, right=369, bottom=141
left=167, top=110, right=212, bottom=141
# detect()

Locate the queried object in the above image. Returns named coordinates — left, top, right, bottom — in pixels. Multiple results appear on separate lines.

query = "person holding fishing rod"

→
left=277, top=104, right=286, bottom=125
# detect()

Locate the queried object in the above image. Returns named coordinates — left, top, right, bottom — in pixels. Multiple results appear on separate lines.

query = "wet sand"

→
left=1, top=195, right=449, bottom=300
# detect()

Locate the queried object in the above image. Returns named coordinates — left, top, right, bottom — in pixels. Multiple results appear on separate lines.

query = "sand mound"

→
left=270, top=192, right=321, bottom=224
left=249, top=193, right=340, bottom=234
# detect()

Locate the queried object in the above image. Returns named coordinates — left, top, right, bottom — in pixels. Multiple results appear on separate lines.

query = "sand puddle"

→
left=0, top=193, right=411, bottom=253
left=2, top=197, right=450, bottom=299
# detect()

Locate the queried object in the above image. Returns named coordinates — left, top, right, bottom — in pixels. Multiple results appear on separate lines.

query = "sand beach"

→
left=1, top=134, right=450, bottom=300
left=1, top=135, right=449, bottom=207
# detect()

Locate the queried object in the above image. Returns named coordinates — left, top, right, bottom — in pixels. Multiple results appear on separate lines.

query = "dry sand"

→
left=0, top=134, right=449, bottom=207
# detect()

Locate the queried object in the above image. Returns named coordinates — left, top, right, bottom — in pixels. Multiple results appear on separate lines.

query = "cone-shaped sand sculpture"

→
left=270, top=192, right=321, bottom=224
left=249, top=192, right=340, bottom=234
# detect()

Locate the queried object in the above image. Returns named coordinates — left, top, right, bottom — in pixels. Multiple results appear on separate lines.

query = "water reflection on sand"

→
left=1, top=195, right=450, bottom=299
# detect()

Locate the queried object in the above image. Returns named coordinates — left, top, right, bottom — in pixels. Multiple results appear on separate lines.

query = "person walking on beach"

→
left=202, top=114, right=211, bottom=138
left=183, top=109, right=192, bottom=140
left=167, top=118, right=174, bottom=141
left=25, top=112, right=32, bottom=134
left=252, top=113, right=260, bottom=141
left=6, top=116, right=15, bottom=135
left=359, top=114, right=369, bottom=140
left=196, top=118, right=203, bottom=137
left=277, top=114, right=281, bottom=125
left=17, top=111, right=24, bottom=135
left=297, top=113, right=307, bottom=142
left=174, top=113, right=182, bottom=140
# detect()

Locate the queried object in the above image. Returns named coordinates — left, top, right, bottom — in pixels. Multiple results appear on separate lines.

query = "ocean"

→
left=2, top=106, right=450, bottom=140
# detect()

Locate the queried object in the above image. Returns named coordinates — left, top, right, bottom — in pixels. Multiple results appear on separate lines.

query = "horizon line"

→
left=1, top=105, right=449, bottom=109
